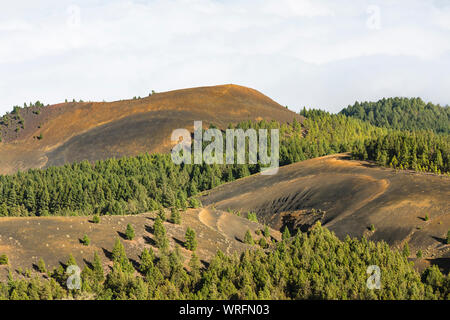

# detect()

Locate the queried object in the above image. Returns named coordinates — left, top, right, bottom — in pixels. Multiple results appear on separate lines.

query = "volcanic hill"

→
left=0, top=84, right=302, bottom=174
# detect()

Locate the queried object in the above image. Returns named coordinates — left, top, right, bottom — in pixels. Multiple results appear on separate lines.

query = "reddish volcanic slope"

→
left=0, top=84, right=302, bottom=174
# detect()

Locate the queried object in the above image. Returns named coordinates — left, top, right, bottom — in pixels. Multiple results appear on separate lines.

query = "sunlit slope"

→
left=0, top=84, right=302, bottom=174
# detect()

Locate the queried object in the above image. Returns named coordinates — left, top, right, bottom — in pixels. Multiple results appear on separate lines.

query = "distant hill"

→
left=340, top=97, right=450, bottom=134
left=0, top=84, right=302, bottom=174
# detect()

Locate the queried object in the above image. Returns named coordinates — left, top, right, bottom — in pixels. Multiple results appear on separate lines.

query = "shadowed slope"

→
left=201, top=154, right=450, bottom=269
left=0, top=84, right=302, bottom=173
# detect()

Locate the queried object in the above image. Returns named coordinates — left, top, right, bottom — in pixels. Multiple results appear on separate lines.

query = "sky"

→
left=1, top=0, right=450, bottom=114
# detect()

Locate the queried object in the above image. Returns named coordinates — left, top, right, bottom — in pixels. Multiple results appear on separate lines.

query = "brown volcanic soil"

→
left=201, top=154, right=450, bottom=272
left=0, top=208, right=280, bottom=280
left=0, top=84, right=302, bottom=174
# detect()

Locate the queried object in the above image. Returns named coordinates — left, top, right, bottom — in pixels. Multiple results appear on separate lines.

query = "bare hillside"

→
left=0, top=84, right=302, bottom=174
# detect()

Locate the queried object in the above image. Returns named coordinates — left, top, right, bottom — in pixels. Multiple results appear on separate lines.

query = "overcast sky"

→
left=1, top=0, right=449, bottom=114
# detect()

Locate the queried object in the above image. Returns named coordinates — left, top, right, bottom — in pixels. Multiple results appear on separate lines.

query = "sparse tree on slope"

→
left=185, top=227, right=197, bottom=251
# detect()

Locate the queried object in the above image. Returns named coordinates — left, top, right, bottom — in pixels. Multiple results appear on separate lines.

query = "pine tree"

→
left=170, top=207, right=181, bottom=224
left=282, top=226, right=291, bottom=241
left=189, top=253, right=201, bottom=282
left=153, top=217, right=169, bottom=250
left=112, top=238, right=125, bottom=263
left=111, top=238, right=133, bottom=273
left=263, top=225, right=270, bottom=238
left=67, top=253, right=77, bottom=267
left=92, top=252, right=104, bottom=283
left=436, top=150, right=443, bottom=168
left=157, top=207, right=166, bottom=221
left=0, top=203, right=7, bottom=217
left=244, top=230, right=254, bottom=245
left=139, top=248, right=154, bottom=274
left=37, top=257, right=46, bottom=273
left=6, top=186, right=17, bottom=208
left=402, top=242, right=410, bottom=257
left=259, top=237, right=268, bottom=249
left=156, top=252, right=171, bottom=278
left=125, top=223, right=135, bottom=240
left=390, top=155, right=398, bottom=168
left=188, top=197, right=201, bottom=208
left=184, top=227, right=197, bottom=251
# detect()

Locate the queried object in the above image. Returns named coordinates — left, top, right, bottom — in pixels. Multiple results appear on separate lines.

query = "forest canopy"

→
left=340, top=97, right=450, bottom=134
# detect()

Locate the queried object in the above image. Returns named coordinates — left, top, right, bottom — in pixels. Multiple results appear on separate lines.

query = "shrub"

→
left=247, top=212, right=258, bottom=223
left=81, top=234, right=90, bottom=246
left=92, top=215, right=100, bottom=224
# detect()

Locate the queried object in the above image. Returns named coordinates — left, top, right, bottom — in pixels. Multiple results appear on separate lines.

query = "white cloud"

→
left=0, top=19, right=33, bottom=32
left=261, top=0, right=335, bottom=18
left=0, top=0, right=449, bottom=114
left=432, top=4, right=450, bottom=30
